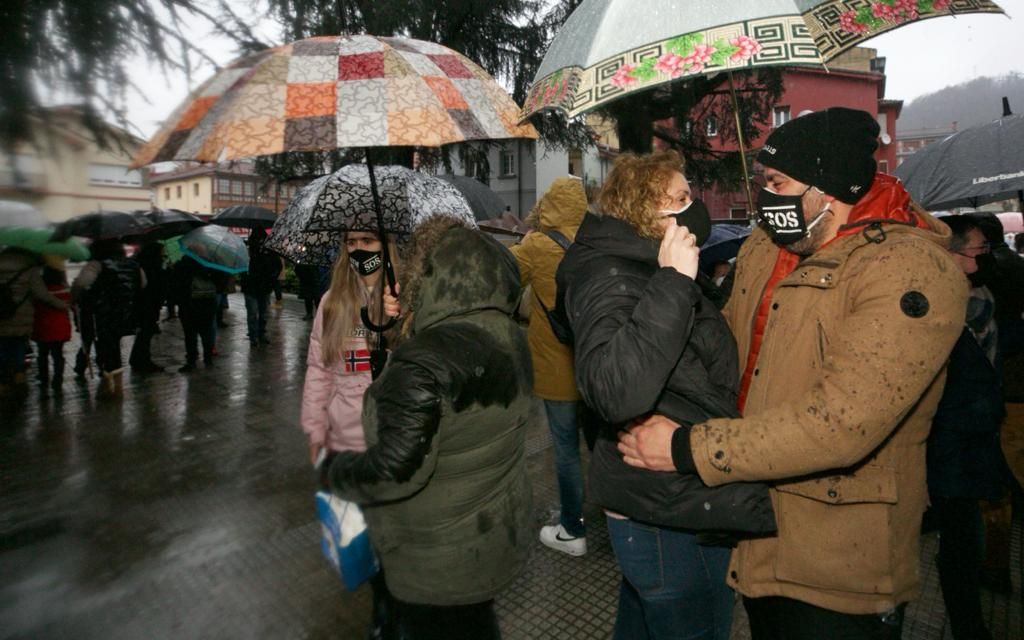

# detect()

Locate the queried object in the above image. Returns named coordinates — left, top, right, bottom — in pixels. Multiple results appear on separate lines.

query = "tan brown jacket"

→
left=691, top=210, right=966, bottom=614
left=509, top=177, right=587, bottom=401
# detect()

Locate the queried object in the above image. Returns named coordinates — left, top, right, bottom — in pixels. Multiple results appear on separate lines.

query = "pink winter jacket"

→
left=300, top=305, right=372, bottom=453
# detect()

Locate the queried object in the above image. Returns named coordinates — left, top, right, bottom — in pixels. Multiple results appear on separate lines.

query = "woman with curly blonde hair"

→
left=554, top=150, right=774, bottom=639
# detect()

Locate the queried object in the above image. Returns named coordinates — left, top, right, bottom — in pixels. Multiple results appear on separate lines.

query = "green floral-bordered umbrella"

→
left=523, top=0, right=1004, bottom=120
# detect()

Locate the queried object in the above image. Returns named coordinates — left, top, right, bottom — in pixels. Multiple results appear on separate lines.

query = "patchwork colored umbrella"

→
left=133, top=34, right=537, bottom=377
left=178, top=225, right=249, bottom=274
left=265, top=165, right=476, bottom=266
left=132, top=34, right=538, bottom=166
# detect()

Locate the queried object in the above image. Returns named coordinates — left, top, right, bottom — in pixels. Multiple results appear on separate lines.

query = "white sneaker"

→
left=539, top=524, right=587, bottom=556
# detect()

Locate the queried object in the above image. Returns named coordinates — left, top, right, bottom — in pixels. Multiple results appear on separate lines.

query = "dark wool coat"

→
left=329, top=222, right=533, bottom=606
left=556, top=212, right=775, bottom=534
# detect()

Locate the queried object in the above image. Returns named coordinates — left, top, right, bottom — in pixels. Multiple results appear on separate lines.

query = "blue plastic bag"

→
left=315, top=491, right=379, bottom=590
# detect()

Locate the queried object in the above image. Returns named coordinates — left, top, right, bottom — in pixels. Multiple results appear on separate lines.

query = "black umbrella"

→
left=437, top=174, right=507, bottom=222
left=210, top=205, right=278, bottom=229
left=135, top=208, right=206, bottom=240
left=54, top=210, right=155, bottom=241
left=699, top=223, right=751, bottom=273
left=895, top=107, right=1024, bottom=211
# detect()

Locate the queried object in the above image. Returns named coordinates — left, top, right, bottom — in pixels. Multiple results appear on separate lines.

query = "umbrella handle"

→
left=360, top=306, right=397, bottom=333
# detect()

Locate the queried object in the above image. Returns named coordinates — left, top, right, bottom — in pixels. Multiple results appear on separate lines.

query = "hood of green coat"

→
left=407, top=220, right=522, bottom=334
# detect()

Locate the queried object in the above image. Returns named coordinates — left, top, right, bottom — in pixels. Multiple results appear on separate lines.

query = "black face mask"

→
left=968, top=251, right=998, bottom=287
left=755, top=187, right=830, bottom=246
left=660, top=198, right=712, bottom=246
left=349, top=249, right=383, bottom=276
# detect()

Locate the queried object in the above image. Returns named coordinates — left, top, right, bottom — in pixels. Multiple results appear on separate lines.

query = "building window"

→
left=231, top=180, right=243, bottom=196
left=705, top=116, right=718, bottom=138
left=176, top=185, right=182, bottom=198
left=730, top=207, right=748, bottom=220
left=193, top=182, right=199, bottom=196
left=500, top=149, right=516, bottom=177
left=773, top=106, right=791, bottom=129
left=244, top=182, right=255, bottom=197
left=88, top=164, right=143, bottom=187
left=217, top=178, right=231, bottom=194
left=164, top=187, right=170, bottom=200
left=879, top=160, right=889, bottom=174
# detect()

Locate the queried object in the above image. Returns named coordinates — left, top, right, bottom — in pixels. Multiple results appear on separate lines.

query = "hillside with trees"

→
left=897, top=73, right=1024, bottom=133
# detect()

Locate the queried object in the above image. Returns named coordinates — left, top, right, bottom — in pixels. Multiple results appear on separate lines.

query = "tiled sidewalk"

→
left=1, top=294, right=1020, bottom=639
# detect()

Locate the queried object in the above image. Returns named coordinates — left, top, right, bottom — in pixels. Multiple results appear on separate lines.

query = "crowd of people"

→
left=0, top=227, right=329, bottom=397
left=298, top=107, right=1021, bottom=640
left=3, top=105, right=1021, bottom=640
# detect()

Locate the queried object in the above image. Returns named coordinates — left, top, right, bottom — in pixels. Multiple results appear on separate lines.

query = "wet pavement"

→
left=1, top=292, right=1021, bottom=640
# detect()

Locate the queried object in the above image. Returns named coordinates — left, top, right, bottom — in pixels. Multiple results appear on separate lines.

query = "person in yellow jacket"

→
left=509, top=176, right=589, bottom=556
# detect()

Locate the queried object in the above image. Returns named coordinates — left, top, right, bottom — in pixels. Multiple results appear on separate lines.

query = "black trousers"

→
left=34, top=341, right=65, bottom=382
left=744, top=596, right=905, bottom=640
left=180, top=300, right=217, bottom=364
left=94, top=331, right=123, bottom=373
left=932, top=496, right=993, bottom=640
left=386, top=598, right=499, bottom=640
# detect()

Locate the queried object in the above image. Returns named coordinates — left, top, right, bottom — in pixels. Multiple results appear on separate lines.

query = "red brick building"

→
left=673, top=48, right=902, bottom=220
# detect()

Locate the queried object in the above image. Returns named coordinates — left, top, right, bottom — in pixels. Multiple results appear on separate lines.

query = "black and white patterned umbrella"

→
left=266, top=164, right=476, bottom=266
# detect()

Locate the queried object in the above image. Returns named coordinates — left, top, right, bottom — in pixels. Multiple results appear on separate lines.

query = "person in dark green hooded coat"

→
left=324, top=214, right=534, bottom=640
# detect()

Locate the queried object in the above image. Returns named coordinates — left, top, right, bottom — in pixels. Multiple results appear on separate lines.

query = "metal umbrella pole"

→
left=359, top=150, right=400, bottom=379
left=727, top=71, right=756, bottom=217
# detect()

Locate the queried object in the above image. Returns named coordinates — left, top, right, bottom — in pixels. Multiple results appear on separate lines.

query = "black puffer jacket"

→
left=556, top=212, right=775, bottom=533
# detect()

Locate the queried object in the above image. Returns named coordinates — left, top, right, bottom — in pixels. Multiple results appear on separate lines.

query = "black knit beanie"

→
left=756, top=107, right=880, bottom=204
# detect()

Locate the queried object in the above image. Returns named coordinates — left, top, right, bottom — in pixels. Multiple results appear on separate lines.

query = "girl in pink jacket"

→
left=300, top=230, right=399, bottom=464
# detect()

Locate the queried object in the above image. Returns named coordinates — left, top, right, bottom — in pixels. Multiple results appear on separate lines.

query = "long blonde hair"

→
left=319, top=233, right=401, bottom=366
left=597, top=150, right=684, bottom=239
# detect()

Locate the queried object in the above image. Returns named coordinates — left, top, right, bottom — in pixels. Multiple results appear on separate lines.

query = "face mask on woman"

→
left=660, top=198, right=711, bottom=246
left=349, top=249, right=382, bottom=276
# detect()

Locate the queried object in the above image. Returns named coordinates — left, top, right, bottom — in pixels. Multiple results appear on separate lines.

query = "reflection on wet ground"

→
left=1, top=293, right=1020, bottom=639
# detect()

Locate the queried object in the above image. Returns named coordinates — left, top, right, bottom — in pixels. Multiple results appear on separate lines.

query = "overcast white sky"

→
left=118, top=0, right=1024, bottom=139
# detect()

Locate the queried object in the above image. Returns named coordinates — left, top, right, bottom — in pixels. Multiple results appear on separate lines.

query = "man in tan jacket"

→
left=509, top=176, right=589, bottom=556
left=620, top=107, right=966, bottom=639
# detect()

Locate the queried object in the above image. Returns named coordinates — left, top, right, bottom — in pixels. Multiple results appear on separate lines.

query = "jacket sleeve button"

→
left=753, top=368, right=759, bottom=376
left=730, top=570, right=738, bottom=580
left=772, top=303, right=779, bottom=310
left=827, top=488, right=838, bottom=499
left=714, top=450, right=725, bottom=460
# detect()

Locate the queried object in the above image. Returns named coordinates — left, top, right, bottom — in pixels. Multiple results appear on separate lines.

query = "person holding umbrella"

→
left=32, top=256, right=73, bottom=393
left=128, top=242, right=168, bottom=373
left=0, top=248, right=66, bottom=393
left=72, top=239, right=145, bottom=398
left=240, top=228, right=281, bottom=348
left=300, top=228, right=400, bottom=638
left=321, top=215, right=533, bottom=639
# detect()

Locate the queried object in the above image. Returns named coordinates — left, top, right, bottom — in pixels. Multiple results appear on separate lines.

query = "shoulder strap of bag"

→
left=540, top=229, right=572, bottom=252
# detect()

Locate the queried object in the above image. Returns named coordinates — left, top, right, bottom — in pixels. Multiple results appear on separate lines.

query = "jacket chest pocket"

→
left=815, top=320, right=830, bottom=369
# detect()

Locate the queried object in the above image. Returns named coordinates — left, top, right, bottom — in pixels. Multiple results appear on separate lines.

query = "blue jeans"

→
left=544, top=399, right=585, bottom=537
left=607, top=517, right=734, bottom=640
left=244, top=292, right=269, bottom=341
